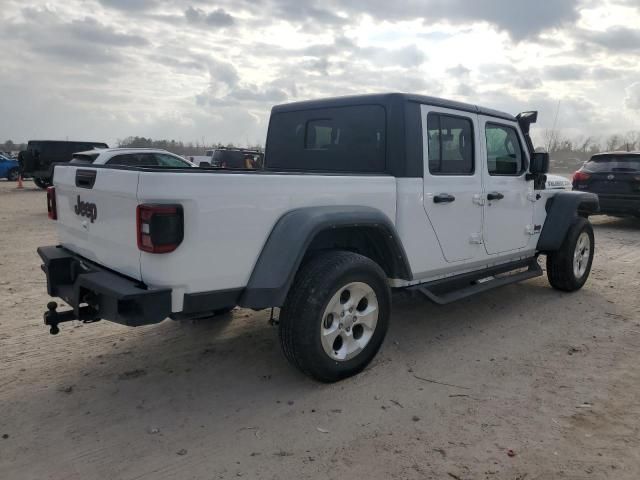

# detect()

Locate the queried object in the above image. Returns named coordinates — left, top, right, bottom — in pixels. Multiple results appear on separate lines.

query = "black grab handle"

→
left=433, top=193, right=456, bottom=204
left=487, top=192, right=504, bottom=201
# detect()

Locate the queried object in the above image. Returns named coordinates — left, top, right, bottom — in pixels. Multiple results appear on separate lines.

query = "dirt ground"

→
left=1, top=180, right=639, bottom=480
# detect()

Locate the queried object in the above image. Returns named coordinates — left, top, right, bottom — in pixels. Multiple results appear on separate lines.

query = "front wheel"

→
left=547, top=217, right=595, bottom=292
left=279, top=251, right=391, bottom=382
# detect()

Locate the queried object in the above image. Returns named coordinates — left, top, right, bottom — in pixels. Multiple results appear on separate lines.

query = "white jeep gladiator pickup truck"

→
left=39, top=93, right=599, bottom=382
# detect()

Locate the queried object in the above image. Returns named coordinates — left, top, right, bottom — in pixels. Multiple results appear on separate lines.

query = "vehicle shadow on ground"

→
left=7, top=276, right=611, bottom=419
left=591, top=215, right=640, bottom=231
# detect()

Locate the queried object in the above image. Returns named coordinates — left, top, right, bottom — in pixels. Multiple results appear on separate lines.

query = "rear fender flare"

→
left=239, top=206, right=411, bottom=309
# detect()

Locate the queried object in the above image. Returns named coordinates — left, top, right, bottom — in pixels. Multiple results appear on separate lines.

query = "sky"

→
left=1, top=0, right=639, bottom=148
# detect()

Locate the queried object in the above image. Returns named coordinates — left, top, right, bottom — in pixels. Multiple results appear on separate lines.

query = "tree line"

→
left=3, top=130, right=638, bottom=166
left=535, top=130, right=640, bottom=172
left=115, top=137, right=263, bottom=156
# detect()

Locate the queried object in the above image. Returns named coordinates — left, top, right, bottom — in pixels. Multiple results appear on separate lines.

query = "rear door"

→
left=421, top=105, right=484, bottom=263
left=53, top=166, right=142, bottom=280
left=479, top=117, right=534, bottom=255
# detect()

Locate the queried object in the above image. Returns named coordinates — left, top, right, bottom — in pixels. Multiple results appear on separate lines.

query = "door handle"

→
left=487, top=192, right=504, bottom=201
left=433, top=193, right=456, bottom=204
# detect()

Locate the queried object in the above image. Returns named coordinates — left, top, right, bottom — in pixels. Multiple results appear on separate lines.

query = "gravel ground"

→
left=1, top=180, right=639, bottom=480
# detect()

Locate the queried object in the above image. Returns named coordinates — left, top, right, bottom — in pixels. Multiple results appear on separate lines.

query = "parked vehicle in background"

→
left=211, top=147, right=264, bottom=168
left=19, top=140, right=108, bottom=189
left=0, top=154, right=20, bottom=181
left=573, top=151, right=640, bottom=217
left=70, top=148, right=196, bottom=168
left=545, top=173, right=572, bottom=190
left=189, top=149, right=215, bottom=165
left=38, top=93, right=599, bottom=382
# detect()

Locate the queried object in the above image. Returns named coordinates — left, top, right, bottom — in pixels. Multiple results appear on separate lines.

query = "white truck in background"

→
left=39, top=93, right=599, bottom=382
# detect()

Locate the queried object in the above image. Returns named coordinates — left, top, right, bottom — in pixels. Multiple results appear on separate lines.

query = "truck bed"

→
left=53, top=165, right=397, bottom=312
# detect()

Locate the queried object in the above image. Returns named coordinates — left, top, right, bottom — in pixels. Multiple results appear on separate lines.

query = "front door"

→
left=421, top=105, right=484, bottom=263
left=479, top=117, right=534, bottom=255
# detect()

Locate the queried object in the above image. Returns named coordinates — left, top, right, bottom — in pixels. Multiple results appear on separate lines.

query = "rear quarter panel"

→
left=137, top=171, right=396, bottom=311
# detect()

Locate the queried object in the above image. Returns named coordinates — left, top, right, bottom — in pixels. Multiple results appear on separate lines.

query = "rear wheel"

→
left=279, top=251, right=391, bottom=382
left=33, top=177, right=51, bottom=189
left=7, top=168, right=19, bottom=181
left=547, top=217, right=595, bottom=292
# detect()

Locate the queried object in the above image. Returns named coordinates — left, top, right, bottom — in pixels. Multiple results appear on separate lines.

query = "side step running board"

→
left=412, top=260, right=543, bottom=305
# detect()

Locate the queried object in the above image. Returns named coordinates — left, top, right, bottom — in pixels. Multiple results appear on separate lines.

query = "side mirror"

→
left=530, top=152, right=549, bottom=175
left=199, top=161, right=211, bottom=168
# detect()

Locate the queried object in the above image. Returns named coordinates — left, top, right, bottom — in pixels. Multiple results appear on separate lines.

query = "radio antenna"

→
left=547, top=100, right=561, bottom=152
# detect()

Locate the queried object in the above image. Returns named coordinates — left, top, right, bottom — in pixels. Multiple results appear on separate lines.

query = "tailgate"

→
left=588, top=172, right=638, bottom=194
left=53, top=166, right=142, bottom=281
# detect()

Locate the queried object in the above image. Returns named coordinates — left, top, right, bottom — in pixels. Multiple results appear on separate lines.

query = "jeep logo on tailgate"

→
left=74, top=195, right=97, bottom=223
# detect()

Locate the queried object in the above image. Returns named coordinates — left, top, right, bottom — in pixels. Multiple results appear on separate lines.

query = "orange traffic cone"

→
left=16, top=175, right=24, bottom=189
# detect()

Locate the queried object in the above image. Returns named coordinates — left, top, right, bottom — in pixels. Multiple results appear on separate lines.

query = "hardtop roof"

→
left=272, top=92, right=516, bottom=122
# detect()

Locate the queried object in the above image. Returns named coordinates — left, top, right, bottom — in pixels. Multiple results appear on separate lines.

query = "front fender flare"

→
left=537, top=191, right=599, bottom=252
left=239, top=206, right=411, bottom=309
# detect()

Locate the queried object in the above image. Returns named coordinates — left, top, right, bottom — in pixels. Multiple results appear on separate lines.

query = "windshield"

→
left=585, top=155, right=640, bottom=172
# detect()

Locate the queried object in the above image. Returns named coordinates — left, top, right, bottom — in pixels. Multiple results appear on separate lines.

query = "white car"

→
left=39, top=93, right=599, bottom=382
left=546, top=174, right=572, bottom=190
left=70, top=148, right=196, bottom=168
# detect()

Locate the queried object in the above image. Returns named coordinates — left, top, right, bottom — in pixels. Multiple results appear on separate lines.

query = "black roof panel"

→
left=272, top=93, right=516, bottom=122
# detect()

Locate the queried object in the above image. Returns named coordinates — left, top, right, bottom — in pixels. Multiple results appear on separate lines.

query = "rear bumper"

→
left=38, top=245, right=172, bottom=326
left=596, top=194, right=640, bottom=214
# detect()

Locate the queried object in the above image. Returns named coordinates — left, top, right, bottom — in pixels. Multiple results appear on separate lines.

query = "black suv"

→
left=19, top=140, right=108, bottom=189
left=573, top=152, right=640, bottom=217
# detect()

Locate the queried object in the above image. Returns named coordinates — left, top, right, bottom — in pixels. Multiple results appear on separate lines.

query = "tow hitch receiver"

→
left=44, top=301, right=100, bottom=335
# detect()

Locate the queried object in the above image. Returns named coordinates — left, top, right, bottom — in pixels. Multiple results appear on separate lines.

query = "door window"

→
left=485, top=124, right=525, bottom=175
left=427, top=113, right=474, bottom=175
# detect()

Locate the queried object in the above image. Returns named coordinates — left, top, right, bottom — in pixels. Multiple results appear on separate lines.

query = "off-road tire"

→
left=7, top=168, right=19, bottom=181
left=547, top=217, right=595, bottom=292
left=279, top=251, right=391, bottom=382
left=33, top=177, right=51, bottom=190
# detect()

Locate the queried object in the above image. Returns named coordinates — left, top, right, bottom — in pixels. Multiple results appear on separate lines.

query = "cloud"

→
left=577, top=26, right=640, bottom=52
left=68, top=17, right=149, bottom=47
left=98, top=0, right=156, bottom=11
left=0, top=0, right=639, bottom=147
left=625, top=83, right=640, bottom=110
left=326, top=0, right=580, bottom=39
left=544, top=65, right=585, bottom=81
left=184, top=6, right=235, bottom=27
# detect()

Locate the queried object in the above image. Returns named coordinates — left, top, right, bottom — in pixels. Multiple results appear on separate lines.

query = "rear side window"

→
left=154, top=153, right=190, bottom=167
left=107, top=153, right=157, bottom=167
left=70, top=153, right=99, bottom=164
left=485, top=124, right=525, bottom=175
left=427, top=113, right=474, bottom=175
left=266, top=105, right=386, bottom=173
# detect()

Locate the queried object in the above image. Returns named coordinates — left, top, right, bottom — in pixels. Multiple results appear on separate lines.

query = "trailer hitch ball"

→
left=44, top=301, right=60, bottom=335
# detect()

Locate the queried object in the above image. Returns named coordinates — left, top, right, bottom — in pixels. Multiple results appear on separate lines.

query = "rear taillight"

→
left=573, top=171, right=591, bottom=183
left=46, top=187, right=57, bottom=220
left=136, top=204, right=183, bottom=254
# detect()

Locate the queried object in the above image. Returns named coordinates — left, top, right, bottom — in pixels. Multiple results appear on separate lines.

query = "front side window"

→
left=427, top=113, right=474, bottom=175
left=485, top=124, right=525, bottom=175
